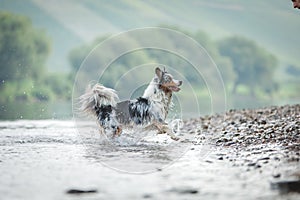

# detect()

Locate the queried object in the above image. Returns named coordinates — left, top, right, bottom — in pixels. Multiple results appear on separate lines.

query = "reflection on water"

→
left=1, top=96, right=299, bottom=120
left=0, top=101, right=72, bottom=120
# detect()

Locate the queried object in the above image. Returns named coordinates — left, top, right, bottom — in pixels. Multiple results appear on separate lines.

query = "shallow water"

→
left=0, top=120, right=299, bottom=200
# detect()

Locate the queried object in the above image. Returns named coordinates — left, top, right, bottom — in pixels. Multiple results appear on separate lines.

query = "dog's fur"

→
left=79, top=67, right=182, bottom=140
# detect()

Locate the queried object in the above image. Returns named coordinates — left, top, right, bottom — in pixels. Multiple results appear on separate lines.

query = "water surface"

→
left=0, top=120, right=298, bottom=200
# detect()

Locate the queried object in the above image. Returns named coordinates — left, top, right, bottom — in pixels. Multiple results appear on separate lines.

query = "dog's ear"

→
left=155, top=67, right=162, bottom=79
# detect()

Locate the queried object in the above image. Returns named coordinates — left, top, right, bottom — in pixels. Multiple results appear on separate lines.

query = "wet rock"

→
left=255, top=164, right=262, bottom=169
left=66, top=188, right=98, bottom=195
left=247, top=162, right=256, bottom=167
left=272, top=173, right=281, bottom=178
left=202, top=124, right=209, bottom=129
left=271, top=180, right=300, bottom=194
left=257, top=157, right=270, bottom=161
left=168, top=187, right=199, bottom=194
left=260, top=120, right=267, bottom=125
left=142, top=193, right=153, bottom=198
left=225, top=141, right=235, bottom=146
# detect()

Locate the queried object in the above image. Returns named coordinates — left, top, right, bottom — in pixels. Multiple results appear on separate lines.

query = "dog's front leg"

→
left=152, top=121, right=179, bottom=141
left=164, top=126, right=179, bottom=141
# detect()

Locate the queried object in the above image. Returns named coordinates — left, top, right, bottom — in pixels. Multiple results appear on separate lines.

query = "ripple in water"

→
left=78, top=119, right=195, bottom=174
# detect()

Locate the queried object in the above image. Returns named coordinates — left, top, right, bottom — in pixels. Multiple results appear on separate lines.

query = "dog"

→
left=79, top=67, right=182, bottom=140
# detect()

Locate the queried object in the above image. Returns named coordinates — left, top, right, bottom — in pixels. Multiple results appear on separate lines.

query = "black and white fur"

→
left=79, top=67, right=182, bottom=140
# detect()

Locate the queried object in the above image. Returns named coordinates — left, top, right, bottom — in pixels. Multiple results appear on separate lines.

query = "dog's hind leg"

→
left=98, top=126, right=105, bottom=136
left=112, top=126, right=122, bottom=138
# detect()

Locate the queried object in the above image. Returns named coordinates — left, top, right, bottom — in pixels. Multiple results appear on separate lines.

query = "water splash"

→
left=94, top=118, right=183, bottom=147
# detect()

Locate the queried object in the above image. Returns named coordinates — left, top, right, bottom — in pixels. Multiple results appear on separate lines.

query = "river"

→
left=0, top=119, right=299, bottom=200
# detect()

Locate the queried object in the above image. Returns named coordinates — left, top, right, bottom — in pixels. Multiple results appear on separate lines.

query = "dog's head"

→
left=155, top=67, right=182, bottom=93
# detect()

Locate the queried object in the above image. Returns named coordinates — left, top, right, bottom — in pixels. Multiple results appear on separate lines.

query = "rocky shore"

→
left=201, top=104, right=299, bottom=149
left=184, top=104, right=300, bottom=195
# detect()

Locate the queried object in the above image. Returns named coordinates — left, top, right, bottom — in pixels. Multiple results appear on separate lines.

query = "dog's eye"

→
left=164, top=75, right=172, bottom=82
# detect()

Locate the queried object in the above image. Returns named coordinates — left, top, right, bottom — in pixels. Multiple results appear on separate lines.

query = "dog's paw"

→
left=166, top=129, right=180, bottom=141
left=170, top=136, right=180, bottom=141
left=161, top=125, right=170, bottom=133
left=112, top=126, right=122, bottom=138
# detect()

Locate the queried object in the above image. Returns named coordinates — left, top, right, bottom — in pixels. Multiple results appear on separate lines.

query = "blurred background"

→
left=0, top=0, right=299, bottom=120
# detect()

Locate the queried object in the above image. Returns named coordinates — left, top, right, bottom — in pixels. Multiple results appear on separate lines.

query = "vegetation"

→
left=69, top=26, right=278, bottom=99
left=0, top=12, right=72, bottom=104
left=0, top=12, right=50, bottom=83
left=218, top=36, right=278, bottom=97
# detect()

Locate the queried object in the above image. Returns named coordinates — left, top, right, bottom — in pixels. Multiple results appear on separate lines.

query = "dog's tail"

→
left=79, top=84, right=121, bottom=136
left=79, top=83, right=119, bottom=115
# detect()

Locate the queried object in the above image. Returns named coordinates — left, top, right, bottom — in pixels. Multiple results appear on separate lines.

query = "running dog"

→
left=79, top=67, right=182, bottom=140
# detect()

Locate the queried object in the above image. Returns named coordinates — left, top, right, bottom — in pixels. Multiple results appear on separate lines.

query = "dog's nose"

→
left=178, top=80, right=183, bottom=86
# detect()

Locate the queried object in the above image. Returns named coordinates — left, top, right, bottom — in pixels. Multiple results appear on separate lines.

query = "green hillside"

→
left=1, top=0, right=299, bottom=72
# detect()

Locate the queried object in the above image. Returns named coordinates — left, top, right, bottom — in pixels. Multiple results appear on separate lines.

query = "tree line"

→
left=0, top=12, right=283, bottom=105
left=69, top=26, right=279, bottom=98
left=0, top=12, right=71, bottom=104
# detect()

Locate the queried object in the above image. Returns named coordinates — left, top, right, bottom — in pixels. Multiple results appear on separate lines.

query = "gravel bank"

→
left=183, top=104, right=300, bottom=195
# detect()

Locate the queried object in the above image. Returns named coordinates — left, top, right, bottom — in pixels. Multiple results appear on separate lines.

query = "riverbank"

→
left=185, top=104, right=300, bottom=195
